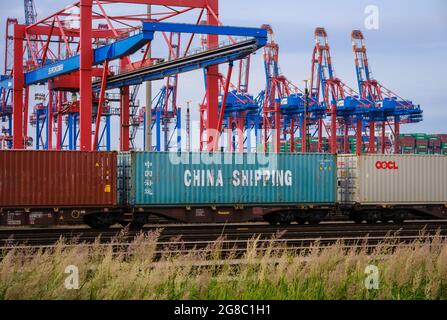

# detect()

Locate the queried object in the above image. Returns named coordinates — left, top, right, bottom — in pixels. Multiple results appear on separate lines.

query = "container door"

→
left=117, top=153, right=132, bottom=206
left=337, top=156, right=358, bottom=204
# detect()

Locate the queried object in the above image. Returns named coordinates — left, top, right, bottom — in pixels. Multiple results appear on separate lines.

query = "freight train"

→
left=0, top=151, right=446, bottom=229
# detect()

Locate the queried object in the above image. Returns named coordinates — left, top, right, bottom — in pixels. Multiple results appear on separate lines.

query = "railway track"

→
left=1, top=221, right=446, bottom=250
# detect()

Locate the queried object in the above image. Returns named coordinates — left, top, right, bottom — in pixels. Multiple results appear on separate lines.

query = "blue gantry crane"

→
left=352, top=30, right=423, bottom=153
left=310, top=27, right=372, bottom=155
left=0, top=19, right=17, bottom=149
left=262, top=25, right=325, bottom=153
left=2, top=17, right=267, bottom=151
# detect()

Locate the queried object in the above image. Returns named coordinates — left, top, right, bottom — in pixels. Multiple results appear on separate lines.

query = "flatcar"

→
left=0, top=151, right=446, bottom=228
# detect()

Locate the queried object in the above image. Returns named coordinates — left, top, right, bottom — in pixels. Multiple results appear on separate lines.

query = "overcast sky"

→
left=0, top=0, right=446, bottom=150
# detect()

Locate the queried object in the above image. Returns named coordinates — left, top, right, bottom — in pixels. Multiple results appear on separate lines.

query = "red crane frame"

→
left=11, top=0, right=220, bottom=151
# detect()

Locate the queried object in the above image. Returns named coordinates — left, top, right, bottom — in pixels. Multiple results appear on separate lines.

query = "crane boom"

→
left=24, top=0, right=37, bottom=25
left=24, top=0, right=38, bottom=62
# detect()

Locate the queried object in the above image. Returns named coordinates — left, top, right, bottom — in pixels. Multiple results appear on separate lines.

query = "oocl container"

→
left=337, top=154, right=447, bottom=205
left=126, top=152, right=337, bottom=206
left=0, top=150, right=117, bottom=208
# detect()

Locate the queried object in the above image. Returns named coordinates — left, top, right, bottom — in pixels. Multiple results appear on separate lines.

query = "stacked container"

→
left=399, top=134, right=415, bottom=154
left=397, top=133, right=447, bottom=155
left=441, top=135, right=447, bottom=155
left=413, top=133, right=428, bottom=154
left=428, top=135, right=441, bottom=154
left=308, top=138, right=320, bottom=152
left=279, top=140, right=301, bottom=153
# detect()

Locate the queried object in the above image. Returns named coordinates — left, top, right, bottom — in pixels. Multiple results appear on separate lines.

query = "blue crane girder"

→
left=19, top=22, right=267, bottom=87
left=24, top=31, right=154, bottom=85
left=218, top=90, right=258, bottom=114
left=143, top=22, right=267, bottom=41
left=280, top=93, right=326, bottom=116
left=0, top=77, right=12, bottom=90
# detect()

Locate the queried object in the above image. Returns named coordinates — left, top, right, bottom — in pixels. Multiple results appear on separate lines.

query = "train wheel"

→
left=295, top=217, right=307, bottom=225
left=119, top=221, right=145, bottom=229
left=279, top=220, right=291, bottom=227
left=119, top=221, right=131, bottom=228
left=307, top=217, right=321, bottom=225
left=392, top=211, right=407, bottom=224
left=264, top=216, right=278, bottom=226
left=122, top=213, right=150, bottom=229
left=129, top=223, right=145, bottom=230
left=353, top=217, right=364, bottom=224
left=278, top=213, right=293, bottom=226
left=365, top=212, right=380, bottom=224
left=84, top=214, right=113, bottom=230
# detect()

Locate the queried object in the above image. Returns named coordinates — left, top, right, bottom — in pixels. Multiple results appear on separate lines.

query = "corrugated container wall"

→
left=0, top=151, right=117, bottom=207
left=338, top=154, right=447, bottom=205
left=128, top=152, right=337, bottom=206
left=117, top=152, right=131, bottom=205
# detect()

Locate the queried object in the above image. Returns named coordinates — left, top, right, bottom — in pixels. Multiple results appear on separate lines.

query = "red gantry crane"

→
left=262, top=25, right=324, bottom=153
left=311, top=27, right=372, bottom=155
left=2, top=0, right=267, bottom=153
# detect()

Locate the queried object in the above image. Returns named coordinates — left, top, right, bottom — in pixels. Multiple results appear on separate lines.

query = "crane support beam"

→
left=80, top=0, right=93, bottom=151
left=104, top=0, right=210, bottom=7
left=13, top=24, right=25, bottom=149
left=144, top=22, right=267, bottom=39
left=206, top=0, right=219, bottom=152
left=25, top=26, right=129, bottom=38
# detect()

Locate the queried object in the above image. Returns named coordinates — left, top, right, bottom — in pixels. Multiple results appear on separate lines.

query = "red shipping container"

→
left=415, top=140, right=429, bottom=147
left=309, top=144, right=319, bottom=152
left=429, top=140, right=441, bottom=148
left=0, top=151, right=117, bottom=208
left=399, top=137, right=415, bottom=147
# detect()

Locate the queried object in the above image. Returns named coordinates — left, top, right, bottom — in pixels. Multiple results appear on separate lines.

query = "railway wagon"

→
left=0, top=151, right=118, bottom=227
left=1, top=151, right=446, bottom=229
left=117, top=152, right=337, bottom=227
left=337, top=154, right=447, bottom=223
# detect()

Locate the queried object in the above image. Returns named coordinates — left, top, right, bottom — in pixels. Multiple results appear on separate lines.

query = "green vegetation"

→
left=0, top=230, right=446, bottom=300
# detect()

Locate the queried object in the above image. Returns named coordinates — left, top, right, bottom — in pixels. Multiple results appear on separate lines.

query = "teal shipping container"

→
left=125, top=152, right=336, bottom=206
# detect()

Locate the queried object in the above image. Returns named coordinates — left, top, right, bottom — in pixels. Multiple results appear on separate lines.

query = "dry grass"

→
left=0, top=229, right=446, bottom=300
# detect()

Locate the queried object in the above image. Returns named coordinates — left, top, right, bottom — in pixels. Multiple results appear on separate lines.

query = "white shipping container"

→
left=337, top=155, right=447, bottom=205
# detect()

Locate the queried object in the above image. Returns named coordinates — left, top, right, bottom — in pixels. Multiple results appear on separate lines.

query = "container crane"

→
left=262, top=25, right=324, bottom=153
left=199, top=24, right=262, bottom=153
left=151, top=32, right=182, bottom=152
left=351, top=30, right=423, bottom=154
left=0, top=18, right=18, bottom=149
left=25, top=0, right=57, bottom=150
left=218, top=70, right=260, bottom=152
left=311, top=27, right=371, bottom=155
left=24, top=0, right=38, bottom=65
left=6, top=1, right=268, bottom=153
